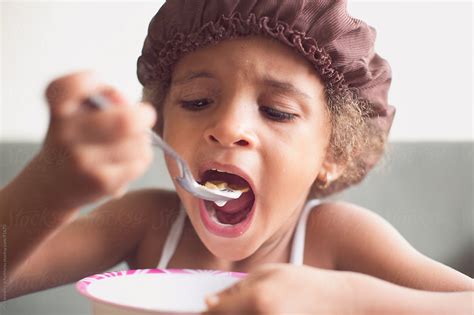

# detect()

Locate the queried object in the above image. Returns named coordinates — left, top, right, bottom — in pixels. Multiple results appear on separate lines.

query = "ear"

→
left=316, top=157, right=346, bottom=188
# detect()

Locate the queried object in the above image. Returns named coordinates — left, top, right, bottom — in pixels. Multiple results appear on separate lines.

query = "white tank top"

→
left=156, top=199, right=321, bottom=268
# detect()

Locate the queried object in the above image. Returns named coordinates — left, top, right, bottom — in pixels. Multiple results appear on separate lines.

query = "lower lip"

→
left=199, top=199, right=255, bottom=238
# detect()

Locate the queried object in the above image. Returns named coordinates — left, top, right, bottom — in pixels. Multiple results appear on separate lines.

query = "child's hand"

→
left=38, top=71, right=156, bottom=207
left=204, top=264, right=354, bottom=314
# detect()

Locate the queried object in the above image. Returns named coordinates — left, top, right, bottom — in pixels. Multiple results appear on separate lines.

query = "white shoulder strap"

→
left=156, top=205, right=187, bottom=269
left=289, top=199, right=321, bottom=266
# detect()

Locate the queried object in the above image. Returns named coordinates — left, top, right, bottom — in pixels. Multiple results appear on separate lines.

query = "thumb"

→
left=204, top=293, right=221, bottom=310
left=203, top=283, right=247, bottom=314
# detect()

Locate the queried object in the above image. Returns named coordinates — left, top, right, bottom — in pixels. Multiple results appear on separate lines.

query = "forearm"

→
left=346, top=271, right=473, bottom=315
left=0, top=153, right=79, bottom=275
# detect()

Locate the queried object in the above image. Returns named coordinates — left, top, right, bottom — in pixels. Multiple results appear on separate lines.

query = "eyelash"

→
left=179, top=99, right=297, bottom=122
left=259, top=106, right=297, bottom=122
left=180, top=99, right=212, bottom=111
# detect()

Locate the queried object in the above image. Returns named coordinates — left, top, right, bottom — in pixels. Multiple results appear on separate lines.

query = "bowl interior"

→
left=77, top=269, right=244, bottom=313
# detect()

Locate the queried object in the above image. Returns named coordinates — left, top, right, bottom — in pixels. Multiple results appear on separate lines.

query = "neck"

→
left=220, top=199, right=307, bottom=273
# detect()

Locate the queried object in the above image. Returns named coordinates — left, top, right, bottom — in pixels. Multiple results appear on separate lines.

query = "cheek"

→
left=273, top=148, right=319, bottom=194
left=260, top=125, right=328, bottom=201
left=162, top=101, right=180, bottom=137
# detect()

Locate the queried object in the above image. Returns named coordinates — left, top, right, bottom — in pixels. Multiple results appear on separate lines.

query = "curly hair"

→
left=311, top=88, right=388, bottom=198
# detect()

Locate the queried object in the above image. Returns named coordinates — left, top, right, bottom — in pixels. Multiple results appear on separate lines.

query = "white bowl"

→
left=76, top=269, right=245, bottom=314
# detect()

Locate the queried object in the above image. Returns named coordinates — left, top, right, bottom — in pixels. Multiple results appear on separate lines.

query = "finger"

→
left=45, top=71, right=129, bottom=119
left=204, top=291, right=251, bottom=314
left=72, top=103, right=156, bottom=143
left=204, top=282, right=248, bottom=314
left=205, top=294, right=220, bottom=310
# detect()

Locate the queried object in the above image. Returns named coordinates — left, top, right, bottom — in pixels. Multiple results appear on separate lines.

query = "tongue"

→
left=216, top=206, right=251, bottom=225
left=212, top=191, right=253, bottom=224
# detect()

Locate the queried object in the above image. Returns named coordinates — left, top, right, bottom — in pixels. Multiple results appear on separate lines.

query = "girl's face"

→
left=162, top=37, right=331, bottom=261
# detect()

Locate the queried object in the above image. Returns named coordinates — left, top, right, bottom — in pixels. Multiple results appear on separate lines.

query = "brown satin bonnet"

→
left=137, top=0, right=395, bottom=135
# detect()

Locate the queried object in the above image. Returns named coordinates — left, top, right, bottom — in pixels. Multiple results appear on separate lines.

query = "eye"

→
left=180, top=99, right=212, bottom=111
left=259, top=106, right=297, bottom=122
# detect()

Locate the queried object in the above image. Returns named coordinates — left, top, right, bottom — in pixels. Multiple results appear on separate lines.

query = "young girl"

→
left=2, top=0, right=472, bottom=313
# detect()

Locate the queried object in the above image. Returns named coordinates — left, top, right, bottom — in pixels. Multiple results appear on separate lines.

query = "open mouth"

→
left=199, top=169, right=255, bottom=226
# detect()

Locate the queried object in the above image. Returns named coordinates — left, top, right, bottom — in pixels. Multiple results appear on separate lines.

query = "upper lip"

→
left=198, top=161, right=256, bottom=195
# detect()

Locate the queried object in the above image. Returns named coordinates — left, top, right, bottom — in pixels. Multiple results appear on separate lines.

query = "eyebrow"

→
left=172, top=71, right=216, bottom=86
left=172, top=72, right=312, bottom=101
left=262, top=77, right=312, bottom=101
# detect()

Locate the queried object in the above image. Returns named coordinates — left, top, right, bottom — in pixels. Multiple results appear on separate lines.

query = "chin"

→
left=183, top=199, right=262, bottom=262
left=200, top=232, right=262, bottom=262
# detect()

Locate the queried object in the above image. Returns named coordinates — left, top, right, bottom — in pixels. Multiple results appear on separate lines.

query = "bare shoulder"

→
left=304, top=201, right=382, bottom=269
left=307, top=201, right=395, bottom=245
left=306, top=201, right=472, bottom=291
left=306, top=201, right=404, bottom=262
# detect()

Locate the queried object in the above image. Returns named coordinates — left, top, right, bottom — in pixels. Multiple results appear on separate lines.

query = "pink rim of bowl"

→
left=76, top=269, right=246, bottom=314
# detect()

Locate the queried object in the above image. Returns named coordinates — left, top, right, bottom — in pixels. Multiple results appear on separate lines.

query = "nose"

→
left=204, top=105, right=257, bottom=149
